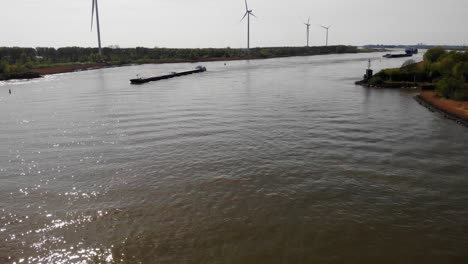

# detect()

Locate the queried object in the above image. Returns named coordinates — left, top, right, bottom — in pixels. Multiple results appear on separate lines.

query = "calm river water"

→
left=1, top=52, right=468, bottom=263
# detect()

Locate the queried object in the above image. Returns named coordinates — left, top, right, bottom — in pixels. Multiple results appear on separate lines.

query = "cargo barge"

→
left=383, top=48, right=419, bottom=59
left=130, top=66, right=206, bottom=84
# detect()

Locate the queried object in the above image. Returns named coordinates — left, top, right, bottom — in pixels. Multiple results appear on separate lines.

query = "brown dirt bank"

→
left=31, top=63, right=109, bottom=75
left=416, top=91, right=468, bottom=126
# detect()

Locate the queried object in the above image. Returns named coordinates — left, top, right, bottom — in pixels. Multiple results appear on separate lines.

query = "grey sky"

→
left=2, top=0, right=467, bottom=48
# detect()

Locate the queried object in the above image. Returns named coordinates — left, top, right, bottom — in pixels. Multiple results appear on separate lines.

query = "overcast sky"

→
left=2, top=0, right=467, bottom=48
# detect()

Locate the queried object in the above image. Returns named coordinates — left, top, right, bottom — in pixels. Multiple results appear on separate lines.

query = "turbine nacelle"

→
left=241, top=9, right=256, bottom=21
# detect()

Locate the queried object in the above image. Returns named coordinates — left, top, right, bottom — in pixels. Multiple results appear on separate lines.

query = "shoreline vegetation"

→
left=356, top=47, right=468, bottom=126
left=0, top=45, right=368, bottom=81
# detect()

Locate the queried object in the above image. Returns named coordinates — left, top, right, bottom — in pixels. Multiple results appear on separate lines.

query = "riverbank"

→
left=31, top=63, right=109, bottom=75
left=356, top=79, right=468, bottom=127
left=0, top=71, right=42, bottom=81
left=29, top=52, right=375, bottom=77
left=356, top=80, right=468, bottom=127
left=415, top=91, right=468, bottom=126
left=356, top=80, right=436, bottom=90
left=29, top=57, right=261, bottom=76
left=1, top=58, right=271, bottom=80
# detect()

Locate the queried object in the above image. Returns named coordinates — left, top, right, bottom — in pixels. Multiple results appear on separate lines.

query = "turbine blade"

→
left=245, top=0, right=249, bottom=11
left=91, top=0, right=95, bottom=31
left=328, top=25, right=332, bottom=29
left=250, top=12, right=257, bottom=18
left=241, top=11, right=248, bottom=21
left=308, top=17, right=310, bottom=24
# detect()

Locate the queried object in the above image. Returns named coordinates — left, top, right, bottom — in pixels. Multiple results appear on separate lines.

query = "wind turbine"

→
left=304, top=17, right=311, bottom=47
left=241, top=0, right=257, bottom=50
left=320, top=25, right=332, bottom=47
left=91, top=0, right=102, bottom=55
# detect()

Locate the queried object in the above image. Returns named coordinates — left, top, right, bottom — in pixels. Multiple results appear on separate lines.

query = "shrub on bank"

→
left=375, top=68, right=416, bottom=82
left=436, top=77, right=467, bottom=100
left=424, top=47, right=447, bottom=63
left=369, top=76, right=383, bottom=86
left=0, top=58, right=33, bottom=80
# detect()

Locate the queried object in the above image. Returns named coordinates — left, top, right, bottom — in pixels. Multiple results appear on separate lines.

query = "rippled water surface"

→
left=1, top=52, right=468, bottom=263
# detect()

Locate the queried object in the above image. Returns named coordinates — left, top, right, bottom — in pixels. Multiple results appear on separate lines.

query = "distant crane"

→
left=320, top=25, right=332, bottom=47
left=241, top=0, right=257, bottom=50
left=304, top=17, right=311, bottom=47
left=91, top=0, right=103, bottom=55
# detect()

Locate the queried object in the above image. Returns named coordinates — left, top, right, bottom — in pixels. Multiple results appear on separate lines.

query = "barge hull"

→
left=130, top=67, right=206, bottom=85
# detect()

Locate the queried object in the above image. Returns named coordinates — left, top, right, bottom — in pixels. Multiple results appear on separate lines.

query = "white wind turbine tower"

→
left=304, top=17, right=311, bottom=47
left=241, top=0, right=257, bottom=50
left=320, top=25, right=332, bottom=47
left=91, top=0, right=103, bottom=55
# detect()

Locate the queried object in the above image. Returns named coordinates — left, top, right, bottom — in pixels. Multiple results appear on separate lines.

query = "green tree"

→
left=18, top=52, right=31, bottom=65
left=0, top=59, right=10, bottom=77
left=453, top=62, right=468, bottom=82
left=436, top=76, right=466, bottom=100
left=424, top=47, right=447, bottom=63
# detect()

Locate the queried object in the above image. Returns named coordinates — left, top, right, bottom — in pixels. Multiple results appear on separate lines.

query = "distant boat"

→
left=383, top=53, right=412, bottom=58
left=383, top=47, right=418, bottom=59
left=130, top=66, right=207, bottom=84
left=405, top=48, right=418, bottom=55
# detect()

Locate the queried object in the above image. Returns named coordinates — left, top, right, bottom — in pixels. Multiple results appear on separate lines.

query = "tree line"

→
left=0, top=45, right=358, bottom=80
